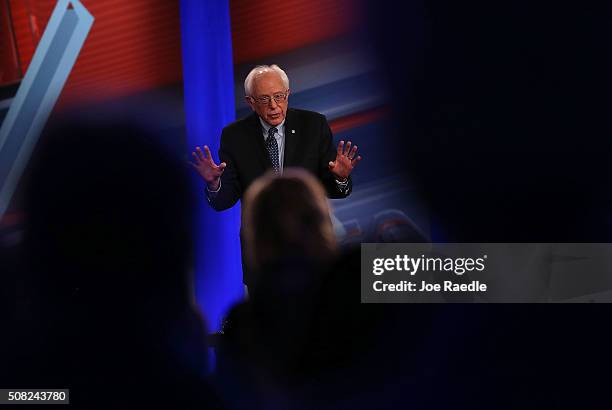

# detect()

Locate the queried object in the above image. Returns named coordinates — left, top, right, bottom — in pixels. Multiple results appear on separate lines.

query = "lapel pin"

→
left=291, top=129, right=295, bottom=134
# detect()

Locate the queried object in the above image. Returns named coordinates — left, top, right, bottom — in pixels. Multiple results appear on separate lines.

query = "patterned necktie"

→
left=266, top=127, right=280, bottom=172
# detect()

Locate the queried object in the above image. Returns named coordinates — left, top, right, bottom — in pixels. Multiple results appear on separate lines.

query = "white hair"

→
left=244, top=64, right=290, bottom=96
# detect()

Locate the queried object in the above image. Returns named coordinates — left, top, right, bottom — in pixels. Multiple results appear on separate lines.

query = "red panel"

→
left=0, top=1, right=22, bottom=84
left=9, top=0, right=183, bottom=107
left=230, top=0, right=363, bottom=64
left=7, top=0, right=364, bottom=106
left=9, top=0, right=37, bottom=73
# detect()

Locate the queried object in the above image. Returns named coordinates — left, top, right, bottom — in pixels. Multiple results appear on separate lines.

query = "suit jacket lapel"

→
left=283, top=109, right=299, bottom=167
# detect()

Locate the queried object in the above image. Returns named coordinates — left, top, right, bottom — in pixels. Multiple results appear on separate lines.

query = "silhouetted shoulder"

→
left=223, top=114, right=256, bottom=133
left=220, top=114, right=257, bottom=146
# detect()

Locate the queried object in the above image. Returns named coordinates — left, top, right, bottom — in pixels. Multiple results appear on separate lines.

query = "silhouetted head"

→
left=243, top=168, right=337, bottom=274
left=23, top=118, right=196, bottom=310
left=15, top=116, right=217, bottom=405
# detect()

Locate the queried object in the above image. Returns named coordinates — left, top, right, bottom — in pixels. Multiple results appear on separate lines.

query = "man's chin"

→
left=266, top=116, right=283, bottom=126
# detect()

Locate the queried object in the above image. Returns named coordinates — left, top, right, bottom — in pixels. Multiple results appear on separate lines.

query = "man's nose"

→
left=269, top=98, right=278, bottom=108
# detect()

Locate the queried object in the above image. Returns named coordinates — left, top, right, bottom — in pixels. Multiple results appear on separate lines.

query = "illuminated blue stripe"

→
left=179, top=0, right=244, bottom=330
left=0, top=0, right=94, bottom=219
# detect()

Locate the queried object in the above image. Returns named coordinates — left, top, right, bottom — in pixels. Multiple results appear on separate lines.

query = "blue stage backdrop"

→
left=179, top=0, right=243, bottom=331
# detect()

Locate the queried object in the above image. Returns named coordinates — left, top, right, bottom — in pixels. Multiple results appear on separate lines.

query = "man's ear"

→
left=245, top=96, right=256, bottom=111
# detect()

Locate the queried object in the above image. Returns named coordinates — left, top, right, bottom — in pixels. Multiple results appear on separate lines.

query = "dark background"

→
left=370, top=0, right=612, bottom=242
left=366, top=1, right=612, bottom=403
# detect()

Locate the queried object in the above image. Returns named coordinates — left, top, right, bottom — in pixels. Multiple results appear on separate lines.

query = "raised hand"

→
left=328, top=140, right=362, bottom=181
left=190, top=146, right=226, bottom=190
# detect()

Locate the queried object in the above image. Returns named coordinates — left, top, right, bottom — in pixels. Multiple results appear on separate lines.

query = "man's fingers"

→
left=218, top=162, right=227, bottom=170
left=344, top=141, right=352, bottom=156
left=196, top=146, right=206, bottom=161
left=328, top=160, right=335, bottom=169
left=336, top=140, right=344, bottom=156
left=348, top=145, right=358, bottom=159
left=203, top=146, right=216, bottom=165
left=192, top=152, right=201, bottom=164
left=351, top=155, right=363, bottom=167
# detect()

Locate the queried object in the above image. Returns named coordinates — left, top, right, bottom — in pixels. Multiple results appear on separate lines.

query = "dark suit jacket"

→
left=208, top=108, right=352, bottom=212
left=208, top=108, right=352, bottom=287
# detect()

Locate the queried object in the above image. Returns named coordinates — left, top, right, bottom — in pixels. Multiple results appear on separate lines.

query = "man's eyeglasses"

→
left=248, top=90, right=289, bottom=105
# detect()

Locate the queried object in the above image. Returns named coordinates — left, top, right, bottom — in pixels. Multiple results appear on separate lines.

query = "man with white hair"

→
left=191, top=65, right=361, bottom=286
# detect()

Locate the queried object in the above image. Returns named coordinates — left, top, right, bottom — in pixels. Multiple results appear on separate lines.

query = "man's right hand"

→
left=190, top=146, right=226, bottom=191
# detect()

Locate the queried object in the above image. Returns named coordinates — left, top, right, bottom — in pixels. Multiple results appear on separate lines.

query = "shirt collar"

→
left=259, top=117, right=285, bottom=138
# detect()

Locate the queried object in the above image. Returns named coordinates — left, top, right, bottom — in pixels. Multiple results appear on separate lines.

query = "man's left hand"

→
left=329, top=140, right=362, bottom=181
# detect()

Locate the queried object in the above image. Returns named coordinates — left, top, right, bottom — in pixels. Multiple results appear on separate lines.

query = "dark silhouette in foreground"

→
left=4, top=118, right=224, bottom=408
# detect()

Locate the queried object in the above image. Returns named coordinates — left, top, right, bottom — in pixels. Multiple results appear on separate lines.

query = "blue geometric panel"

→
left=0, top=0, right=94, bottom=220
